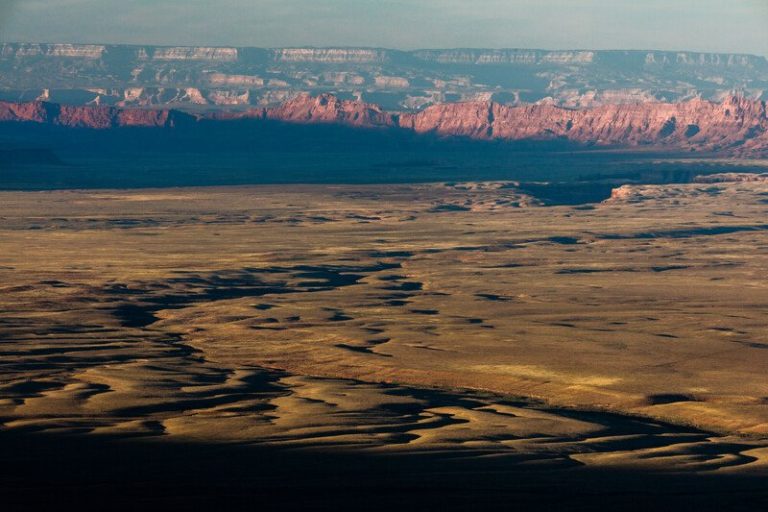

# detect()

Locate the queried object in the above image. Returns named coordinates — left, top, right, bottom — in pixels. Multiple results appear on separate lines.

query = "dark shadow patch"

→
left=369, top=251, right=414, bottom=258
left=728, top=340, right=768, bottom=350
left=2, top=380, right=63, bottom=397
left=429, top=204, right=471, bottom=212
left=548, top=236, right=580, bottom=245
left=335, top=344, right=392, bottom=358
left=659, top=117, right=677, bottom=137
left=329, top=312, right=353, bottom=322
left=647, top=394, right=698, bottom=405
left=108, top=263, right=401, bottom=328
left=2, top=426, right=765, bottom=512
left=113, top=304, right=159, bottom=328
left=476, top=293, right=511, bottom=302
left=39, top=280, right=70, bottom=288
left=601, top=224, right=768, bottom=240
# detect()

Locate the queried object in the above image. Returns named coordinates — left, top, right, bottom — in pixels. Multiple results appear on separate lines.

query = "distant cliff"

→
left=0, top=100, right=194, bottom=128
left=400, top=95, right=768, bottom=154
left=1, top=94, right=766, bottom=156
left=1, top=43, right=766, bottom=111
left=3, top=43, right=763, bottom=68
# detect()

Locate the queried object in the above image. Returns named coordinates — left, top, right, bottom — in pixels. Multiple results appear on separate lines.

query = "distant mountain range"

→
left=1, top=93, right=766, bottom=156
left=1, top=43, right=767, bottom=111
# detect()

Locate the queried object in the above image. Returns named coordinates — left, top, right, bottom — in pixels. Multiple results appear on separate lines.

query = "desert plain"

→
left=1, top=179, right=768, bottom=509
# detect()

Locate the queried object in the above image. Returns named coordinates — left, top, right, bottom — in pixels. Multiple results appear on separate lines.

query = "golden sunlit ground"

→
left=1, top=181, right=768, bottom=508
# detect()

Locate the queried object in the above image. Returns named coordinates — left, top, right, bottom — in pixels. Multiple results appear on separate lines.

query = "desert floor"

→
left=1, top=181, right=767, bottom=509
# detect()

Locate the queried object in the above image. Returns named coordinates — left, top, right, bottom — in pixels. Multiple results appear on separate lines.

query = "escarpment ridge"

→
left=1, top=93, right=766, bottom=155
left=2, top=43, right=767, bottom=111
left=0, top=100, right=194, bottom=128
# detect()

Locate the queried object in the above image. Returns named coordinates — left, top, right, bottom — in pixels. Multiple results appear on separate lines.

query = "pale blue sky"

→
left=1, top=0, right=766, bottom=56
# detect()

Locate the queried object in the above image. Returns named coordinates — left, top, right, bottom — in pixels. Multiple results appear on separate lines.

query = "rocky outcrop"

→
left=410, top=49, right=768, bottom=69
left=0, top=101, right=53, bottom=123
left=0, top=43, right=106, bottom=59
left=151, top=47, right=238, bottom=61
left=641, top=51, right=764, bottom=69
left=694, top=173, right=768, bottom=183
left=374, top=76, right=410, bottom=89
left=412, top=50, right=596, bottom=65
left=604, top=185, right=642, bottom=203
left=271, top=48, right=391, bottom=64
left=206, top=74, right=265, bottom=87
left=1, top=94, right=766, bottom=155
left=265, top=94, right=396, bottom=128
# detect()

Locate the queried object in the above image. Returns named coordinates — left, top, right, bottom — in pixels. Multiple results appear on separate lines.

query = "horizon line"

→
left=1, top=39, right=766, bottom=60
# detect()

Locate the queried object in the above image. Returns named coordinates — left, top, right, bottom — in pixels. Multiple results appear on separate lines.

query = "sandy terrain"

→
left=1, top=181, right=768, bottom=507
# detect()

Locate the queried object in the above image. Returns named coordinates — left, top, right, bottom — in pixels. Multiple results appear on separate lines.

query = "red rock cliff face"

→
left=398, top=96, right=768, bottom=154
left=1, top=95, right=766, bottom=155
left=0, top=101, right=193, bottom=128
left=266, top=93, right=395, bottom=127
left=0, top=101, right=55, bottom=123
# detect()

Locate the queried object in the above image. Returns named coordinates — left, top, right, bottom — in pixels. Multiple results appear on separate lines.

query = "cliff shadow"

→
left=0, top=119, right=759, bottom=191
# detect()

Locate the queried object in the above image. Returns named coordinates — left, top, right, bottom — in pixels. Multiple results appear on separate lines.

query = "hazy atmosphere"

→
left=0, top=0, right=767, bottom=55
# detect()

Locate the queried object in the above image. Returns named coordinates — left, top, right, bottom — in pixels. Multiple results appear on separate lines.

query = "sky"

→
left=0, top=0, right=766, bottom=56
